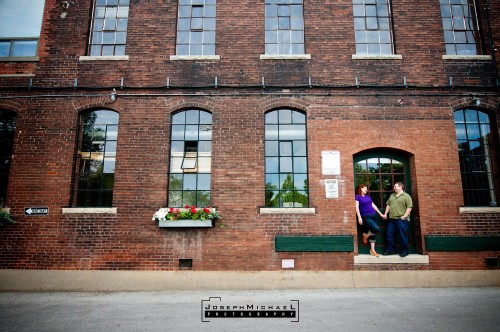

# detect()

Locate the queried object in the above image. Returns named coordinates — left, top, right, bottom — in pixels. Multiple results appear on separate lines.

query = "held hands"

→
left=380, top=213, right=387, bottom=220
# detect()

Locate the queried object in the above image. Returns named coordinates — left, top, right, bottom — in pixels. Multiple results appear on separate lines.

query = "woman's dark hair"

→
left=356, top=184, right=367, bottom=196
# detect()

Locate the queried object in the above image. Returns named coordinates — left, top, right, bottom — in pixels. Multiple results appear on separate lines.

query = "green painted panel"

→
left=425, top=236, right=500, bottom=251
left=275, top=236, right=354, bottom=252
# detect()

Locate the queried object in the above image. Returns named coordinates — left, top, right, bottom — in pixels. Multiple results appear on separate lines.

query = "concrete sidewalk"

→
left=1, top=288, right=499, bottom=332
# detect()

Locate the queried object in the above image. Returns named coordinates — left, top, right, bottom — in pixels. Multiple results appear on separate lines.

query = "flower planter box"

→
left=158, top=219, right=213, bottom=228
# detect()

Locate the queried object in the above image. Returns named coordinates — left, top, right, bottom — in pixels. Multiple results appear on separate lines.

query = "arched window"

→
left=0, top=110, right=16, bottom=206
left=454, top=108, right=497, bottom=206
left=168, top=109, right=212, bottom=207
left=72, top=109, right=119, bottom=207
left=265, top=109, right=308, bottom=207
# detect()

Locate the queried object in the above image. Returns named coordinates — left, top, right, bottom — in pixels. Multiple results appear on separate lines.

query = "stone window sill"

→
left=352, top=54, right=402, bottom=60
left=442, top=55, right=492, bottom=61
left=0, top=74, right=35, bottom=77
left=260, top=54, right=311, bottom=60
left=259, top=207, right=316, bottom=214
left=79, top=55, right=129, bottom=61
left=459, top=207, right=500, bottom=214
left=62, top=207, right=117, bottom=214
left=0, top=56, right=39, bottom=62
left=354, top=254, right=429, bottom=264
left=169, top=55, right=220, bottom=61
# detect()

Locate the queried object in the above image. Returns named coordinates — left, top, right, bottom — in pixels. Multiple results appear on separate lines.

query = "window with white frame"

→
left=440, top=0, right=483, bottom=55
left=352, top=0, right=395, bottom=55
left=0, top=110, right=16, bottom=206
left=168, top=110, right=213, bottom=207
left=176, top=0, right=217, bottom=56
left=89, top=0, right=130, bottom=56
left=265, top=0, right=305, bottom=55
left=454, top=108, right=497, bottom=206
left=73, top=110, right=119, bottom=207
left=265, top=109, right=309, bottom=207
left=0, top=0, right=45, bottom=58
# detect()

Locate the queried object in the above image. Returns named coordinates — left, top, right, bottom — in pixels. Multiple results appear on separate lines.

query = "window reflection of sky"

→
left=0, top=0, right=45, bottom=38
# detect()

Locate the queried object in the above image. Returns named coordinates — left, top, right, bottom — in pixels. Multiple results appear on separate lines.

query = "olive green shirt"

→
left=386, top=192, right=413, bottom=221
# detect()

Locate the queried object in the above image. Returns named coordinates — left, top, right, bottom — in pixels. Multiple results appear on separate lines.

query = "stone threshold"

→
left=354, top=254, right=429, bottom=264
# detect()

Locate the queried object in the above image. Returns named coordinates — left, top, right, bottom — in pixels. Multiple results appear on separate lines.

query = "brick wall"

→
left=0, top=0, right=499, bottom=271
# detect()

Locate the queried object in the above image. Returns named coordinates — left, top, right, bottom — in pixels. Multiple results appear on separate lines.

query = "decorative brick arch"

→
left=71, top=96, right=119, bottom=113
left=350, top=140, right=417, bottom=157
left=0, top=99, right=28, bottom=114
left=163, top=96, right=219, bottom=114
left=448, top=96, right=499, bottom=113
left=258, top=96, right=311, bottom=113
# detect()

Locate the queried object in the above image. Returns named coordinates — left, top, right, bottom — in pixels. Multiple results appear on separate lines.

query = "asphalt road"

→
left=1, top=288, right=499, bottom=332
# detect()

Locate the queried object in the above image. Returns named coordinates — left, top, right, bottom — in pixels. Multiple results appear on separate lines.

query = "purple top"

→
left=355, top=194, right=376, bottom=216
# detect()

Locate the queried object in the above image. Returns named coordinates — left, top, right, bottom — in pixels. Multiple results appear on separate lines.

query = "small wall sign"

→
left=24, top=207, right=49, bottom=216
left=322, top=151, right=340, bottom=175
left=325, top=179, right=339, bottom=198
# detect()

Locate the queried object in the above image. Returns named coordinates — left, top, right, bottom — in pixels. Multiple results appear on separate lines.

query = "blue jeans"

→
left=386, top=218, right=409, bottom=253
left=362, top=213, right=380, bottom=243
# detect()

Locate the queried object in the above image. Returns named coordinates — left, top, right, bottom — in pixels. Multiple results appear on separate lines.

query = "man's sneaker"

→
left=399, top=252, right=408, bottom=257
left=382, top=251, right=394, bottom=256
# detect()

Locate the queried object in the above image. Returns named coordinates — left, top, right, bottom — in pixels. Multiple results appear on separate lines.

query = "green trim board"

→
left=275, top=236, right=354, bottom=252
left=425, top=236, right=500, bottom=251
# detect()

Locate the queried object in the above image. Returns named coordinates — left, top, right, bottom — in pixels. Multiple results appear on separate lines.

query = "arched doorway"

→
left=354, top=149, right=417, bottom=255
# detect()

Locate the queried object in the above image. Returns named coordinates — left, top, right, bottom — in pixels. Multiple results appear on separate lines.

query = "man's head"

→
left=393, top=182, right=404, bottom=194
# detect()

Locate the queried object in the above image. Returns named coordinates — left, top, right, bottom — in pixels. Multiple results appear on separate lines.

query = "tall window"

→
left=73, top=110, right=119, bottom=207
left=0, top=0, right=45, bottom=57
left=176, top=0, right=217, bottom=56
left=168, top=110, right=212, bottom=207
left=440, top=0, right=483, bottom=55
left=0, top=110, right=16, bottom=206
left=89, top=0, right=130, bottom=56
left=265, top=109, right=308, bottom=207
left=265, top=0, right=305, bottom=55
left=454, top=109, right=497, bottom=206
left=352, top=0, right=394, bottom=55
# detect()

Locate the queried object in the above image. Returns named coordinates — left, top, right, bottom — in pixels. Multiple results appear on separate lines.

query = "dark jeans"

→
left=362, top=213, right=380, bottom=243
left=386, top=218, right=409, bottom=253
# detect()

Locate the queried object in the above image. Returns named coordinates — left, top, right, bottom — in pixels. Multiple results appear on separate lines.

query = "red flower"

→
left=169, top=208, right=174, bottom=213
left=185, top=204, right=190, bottom=208
left=191, top=206, right=197, bottom=214
left=203, top=207, right=210, bottom=213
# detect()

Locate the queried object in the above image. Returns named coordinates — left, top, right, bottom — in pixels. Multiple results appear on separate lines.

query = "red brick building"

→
left=0, top=0, right=499, bottom=273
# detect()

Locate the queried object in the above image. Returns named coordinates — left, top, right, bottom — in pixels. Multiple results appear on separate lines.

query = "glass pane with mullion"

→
left=393, top=174, right=405, bottom=186
left=100, top=191, right=113, bottom=207
left=182, top=191, right=196, bottom=207
left=293, top=190, right=308, bottom=207
left=279, top=173, right=293, bottom=190
left=169, top=174, right=183, bottom=190
left=367, top=158, right=379, bottom=173
left=392, top=160, right=404, bottom=173
left=89, top=190, right=102, bottom=207
left=197, top=174, right=211, bottom=190
left=76, top=190, right=90, bottom=207
left=197, top=191, right=211, bottom=207
left=369, top=175, right=380, bottom=190
left=265, top=190, right=280, bottom=207
left=379, top=158, right=391, bottom=173
left=266, top=174, right=280, bottom=190
left=266, top=141, right=279, bottom=156
left=168, top=191, right=182, bottom=207
left=381, top=174, right=392, bottom=191
left=294, top=174, right=308, bottom=190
